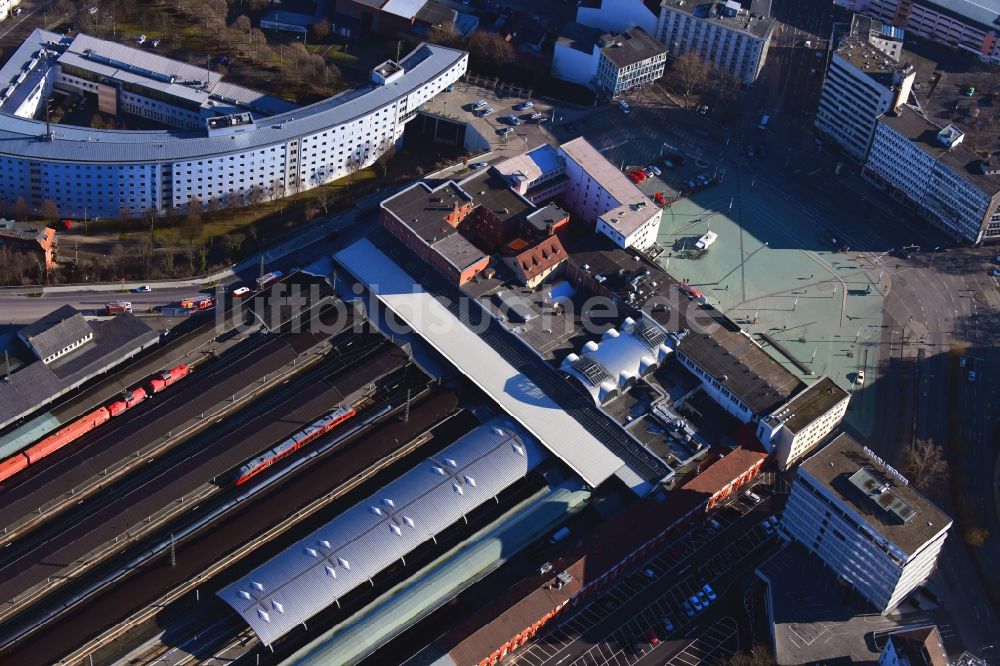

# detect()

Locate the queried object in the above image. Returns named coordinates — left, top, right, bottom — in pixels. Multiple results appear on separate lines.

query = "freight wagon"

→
left=0, top=363, right=192, bottom=486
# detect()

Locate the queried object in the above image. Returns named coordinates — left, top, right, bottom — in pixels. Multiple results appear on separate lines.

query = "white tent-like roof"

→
left=217, top=419, right=545, bottom=646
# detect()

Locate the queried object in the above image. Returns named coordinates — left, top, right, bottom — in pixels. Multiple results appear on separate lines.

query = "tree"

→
left=316, top=186, right=334, bottom=215
left=310, top=19, right=330, bottom=43
left=467, top=30, right=515, bottom=70
left=181, top=197, right=204, bottom=242
left=965, top=526, right=990, bottom=548
left=670, top=52, right=711, bottom=109
left=729, top=646, right=776, bottom=666
left=11, top=197, right=28, bottom=220
left=899, top=439, right=949, bottom=492
left=39, top=198, right=60, bottom=223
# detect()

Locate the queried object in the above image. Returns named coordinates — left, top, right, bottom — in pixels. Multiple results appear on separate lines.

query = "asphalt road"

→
left=0, top=286, right=211, bottom=324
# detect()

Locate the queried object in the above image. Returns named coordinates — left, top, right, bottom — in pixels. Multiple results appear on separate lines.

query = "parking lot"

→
left=505, top=479, right=785, bottom=666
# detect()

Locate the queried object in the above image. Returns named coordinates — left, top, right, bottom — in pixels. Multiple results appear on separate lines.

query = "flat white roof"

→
left=558, top=137, right=659, bottom=237
left=383, top=0, right=426, bottom=19
left=335, top=239, right=630, bottom=488
left=493, top=143, right=562, bottom=187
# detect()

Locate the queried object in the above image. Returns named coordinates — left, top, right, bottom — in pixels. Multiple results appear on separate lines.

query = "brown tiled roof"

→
left=513, top=236, right=567, bottom=280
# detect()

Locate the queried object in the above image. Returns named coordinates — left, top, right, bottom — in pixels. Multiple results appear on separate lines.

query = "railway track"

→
left=7, top=391, right=463, bottom=666
left=0, top=333, right=394, bottom=625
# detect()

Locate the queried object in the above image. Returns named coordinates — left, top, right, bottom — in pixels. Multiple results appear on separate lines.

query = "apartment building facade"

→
left=814, top=36, right=915, bottom=162
left=782, top=433, right=951, bottom=613
left=865, top=105, right=1000, bottom=243
left=656, top=0, right=775, bottom=84
left=864, top=0, right=1000, bottom=62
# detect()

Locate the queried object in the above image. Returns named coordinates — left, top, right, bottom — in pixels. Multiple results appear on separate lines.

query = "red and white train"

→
left=0, top=363, right=190, bottom=486
left=235, top=405, right=356, bottom=485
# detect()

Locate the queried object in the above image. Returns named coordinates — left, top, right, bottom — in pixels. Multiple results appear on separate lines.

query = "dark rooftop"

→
left=599, top=28, right=666, bottom=69
left=660, top=0, right=776, bottom=39
left=557, top=21, right=604, bottom=56
left=18, top=305, right=94, bottom=362
left=415, top=1, right=457, bottom=28
left=0, top=308, right=158, bottom=430
left=888, top=626, right=950, bottom=666
left=800, top=433, right=952, bottom=556
left=525, top=203, right=569, bottom=235
left=0, top=219, right=52, bottom=243
left=458, top=169, right=536, bottom=224
left=835, top=35, right=913, bottom=83
left=765, top=376, right=849, bottom=434
left=382, top=181, right=473, bottom=245
left=566, top=235, right=803, bottom=416
left=879, top=104, right=1000, bottom=194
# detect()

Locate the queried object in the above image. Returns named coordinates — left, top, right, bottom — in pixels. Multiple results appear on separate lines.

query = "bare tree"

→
left=316, top=187, right=334, bottom=215
left=310, top=19, right=330, bottom=43
left=965, top=526, right=990, bottom=548
left=11, top=197, right=28, bottom=220
left=670, top=52, right=711, bottom=109
left=39, top=199, right=60, bottom=223
left=728, top=646, right=776, bottom=666
left=899, top=439, right=949, bottom=492
left=247, top=183, right=267, bottom=207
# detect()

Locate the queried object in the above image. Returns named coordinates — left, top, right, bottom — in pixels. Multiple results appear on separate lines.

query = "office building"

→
left=865, top=104, right=1000, bottom=244
left=864, top=0, right=1000, bottom=63
left=815, top=36, right=915, bottom=162
left=553, top=25, right=667, bottom=97
left=656, top=0, right=776, bottom=84
left=559, top=137, right=663, bottom=250
left=782, top=433, right=951, bottom=613
left=757, top=376, right=851, bottom=471
left=880, top=626, right=950, bottom=666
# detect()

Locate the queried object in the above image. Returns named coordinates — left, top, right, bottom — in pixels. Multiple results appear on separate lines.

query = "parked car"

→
left=969, top=370, right=977, bottom=382
left=689, top=595, right=704, bottom=611
left=663, top=616, right=675, bottom=632
left=501, top=127, right=514, bottom=136
left=151, top=38, right=161, bottom=47
left=642, top=568, right=656, bottom=578
left=645, top=628, right=660, bottom=646
left=507, top=114, right=521, bottom=126
left=481, top=107, right=495, bottom=117
left=133, top=284, right=152, bottom=292
left=232, top=286, right=251, bottom=298
left=517, top=101, right=534, bottom=110
left=137, top=34, right=147, bottom=44
left=990, top=268, right=1000, bottom=277
left=960, top=356, right=969, bottom=367
left=702, top=584, right=717, bottom=601
left=13, top=6, right=23, bottom=14
left=762, top=518, right=775, bottom=535
left=471, top=161, right=488, bottom=169
left=744, top=490, right=762, bottom=504
left=855, top=370, right=865, bottom=385
left=649, top=165, right=662, bottom=176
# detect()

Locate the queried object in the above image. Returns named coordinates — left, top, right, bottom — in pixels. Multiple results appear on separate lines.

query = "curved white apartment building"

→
left=0, top=30, right=467, bottom=218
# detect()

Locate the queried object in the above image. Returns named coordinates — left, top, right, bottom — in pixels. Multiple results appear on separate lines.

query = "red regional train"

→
left=235, top=405, right=356, bottom=485
left=0, top=364, right=190, bottom=486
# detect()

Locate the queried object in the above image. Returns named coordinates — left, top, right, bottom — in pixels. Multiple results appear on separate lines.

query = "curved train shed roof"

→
left=217, top=419, right=546, bottom=646
left=0, top=31, right=466, bottom=163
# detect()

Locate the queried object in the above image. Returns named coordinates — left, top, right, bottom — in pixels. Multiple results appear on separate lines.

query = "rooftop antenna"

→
left=259, top=256, right=265, bottom=283
left=396, top=40, right=402, bottom=63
